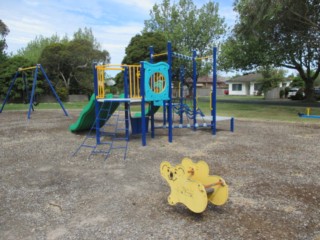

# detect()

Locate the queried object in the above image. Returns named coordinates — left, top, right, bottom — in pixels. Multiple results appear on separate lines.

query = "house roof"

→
left=226, top=73, right=263, bottom=83
left=186, top=75, right=229, bottom=83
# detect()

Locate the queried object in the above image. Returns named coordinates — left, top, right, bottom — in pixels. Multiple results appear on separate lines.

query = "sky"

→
left=0, top=0, right=237, bottom=75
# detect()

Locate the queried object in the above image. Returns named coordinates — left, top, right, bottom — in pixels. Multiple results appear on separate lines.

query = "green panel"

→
left=69, top=93, right=115, bottom=133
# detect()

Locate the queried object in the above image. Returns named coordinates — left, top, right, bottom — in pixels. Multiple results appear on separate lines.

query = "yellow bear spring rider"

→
left=160, top=158, right=228, bottom=213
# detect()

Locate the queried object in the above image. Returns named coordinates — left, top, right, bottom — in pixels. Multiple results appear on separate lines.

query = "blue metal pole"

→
left=140, top=61, right=147, bottom=146
left=167, top=42, right=173, bottom=143
left=124, top=67, right=129, bottom=139
left=93, top=63, right=101, bottom=144
left=231, top=117, right=234, bottom=132
left=179, top=66, right=184, bottom=125
left=27, top=65, right=38, bottom=119
left=124, top=66, right=129, bottom=98
left=192, top=50, right=197, bottom=131
left=39, top=64, right=69, bottom=117
left=0, top=71, right=19, bottom=113
left=162, top=46, right=168, bottom=127
left=212, top=47, right=217, bottom=135
left=149, top=46, right=155, bottom=139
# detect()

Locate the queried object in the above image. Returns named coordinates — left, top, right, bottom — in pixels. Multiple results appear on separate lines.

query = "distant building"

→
left=226, top=73, right=291, bottom=96
left=182, top=75, right=229, bottom=96
left=196, top=75, right=228, bottom=89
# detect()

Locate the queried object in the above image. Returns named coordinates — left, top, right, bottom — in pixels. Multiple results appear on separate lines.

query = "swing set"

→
left=0, top=64, right=69, bottom=119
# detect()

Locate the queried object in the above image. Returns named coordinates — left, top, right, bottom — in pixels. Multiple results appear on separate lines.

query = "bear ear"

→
left=175, top=166, right=185, bottom=177
left=160, top=161, right=171, bottom=175
left=181, top=157, right=193, bottom=166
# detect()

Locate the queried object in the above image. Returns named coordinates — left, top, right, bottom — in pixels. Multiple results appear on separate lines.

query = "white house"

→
left=226, top=73, right=291, bottom=96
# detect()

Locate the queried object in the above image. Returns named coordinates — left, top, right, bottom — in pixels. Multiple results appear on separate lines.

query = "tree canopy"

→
left=143, top=0, right=226, bottom=62
left=219, top=0, right=320, bottom=101
left=122, top=32, right=167, bottom=65
left=113, top=32, right=167, bottom=91
left=17, top=34, right=68, bottom=64
left=0, top=19, right=10, bottom=61
left=39, top=38, right=109, bottom=95
left=1, top=27, right=109, bottom=99
left=0, top=56, right=40, bottom=101
left=258, top=67, right=287, bottom=94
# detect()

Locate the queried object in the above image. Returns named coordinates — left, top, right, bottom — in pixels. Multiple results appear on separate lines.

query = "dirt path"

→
left=0, top=110, right=319, bottom=240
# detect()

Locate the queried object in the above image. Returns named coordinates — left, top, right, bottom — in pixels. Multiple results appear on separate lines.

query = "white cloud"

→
left=94, top=22, right=144, bottom=66
left=115, top=0, right=156, bottom=11
left=1, top=0, right=237, bottom=78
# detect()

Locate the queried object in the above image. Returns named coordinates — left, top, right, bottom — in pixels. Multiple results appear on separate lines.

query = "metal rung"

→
left=111, top=146, right=127, bottom=150
left=113, top=138, right=128, bottom=141
left=91, top=150, right=111, bottom=155
left=80, top=144, right=96, bottom=148
left=104, top=123, right=117, bottom=126
left=100, top=132, right=116, bottom=136
left=74, top=100, right=130, bottom=160
left=98, top=142, right=112, bottom=146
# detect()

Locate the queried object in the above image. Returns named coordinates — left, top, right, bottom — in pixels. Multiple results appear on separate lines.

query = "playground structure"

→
left=71, top=42, right=234, bottom=160
left=149, top=43, right=234, bottom=138
left=298, top=107, right=320, bottom=119
left=160, top=158, right=228, bottom=213
left=0, top=64, right=69, bottom=119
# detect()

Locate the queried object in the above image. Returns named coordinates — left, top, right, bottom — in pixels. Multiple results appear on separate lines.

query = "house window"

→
left=232, top=84, right=242, bottom=91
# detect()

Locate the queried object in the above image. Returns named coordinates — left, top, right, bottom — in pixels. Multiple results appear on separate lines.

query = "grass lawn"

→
left=1, top=102, right=88, bottom=110
left=1, top=99, right=320, bottom=123
left=216, top=95, right=264, bottom=101
left=216, top=103, right=320, bottom=122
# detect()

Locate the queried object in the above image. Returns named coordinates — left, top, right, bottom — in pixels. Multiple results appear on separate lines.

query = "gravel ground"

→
left=0, top=109, right=319, bottom=240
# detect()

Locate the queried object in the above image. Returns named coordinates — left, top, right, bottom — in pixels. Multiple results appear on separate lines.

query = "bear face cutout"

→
left=161, top=162, right=185, bottom=183
left=160, top=159, right=229, bottom=213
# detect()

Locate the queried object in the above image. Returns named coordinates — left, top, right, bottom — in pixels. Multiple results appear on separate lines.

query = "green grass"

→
left=216, top=103, right=320, bottom=122
left=216, top=95, right=264, bottom=101
left=1, top=102, right=88, bottom=110
left=2, top=100, right=320, bottom=123
left=196, top=100, right=320, bottom=123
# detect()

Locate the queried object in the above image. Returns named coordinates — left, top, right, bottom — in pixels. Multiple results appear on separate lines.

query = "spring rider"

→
left=160, top=158, right=228, bottom=213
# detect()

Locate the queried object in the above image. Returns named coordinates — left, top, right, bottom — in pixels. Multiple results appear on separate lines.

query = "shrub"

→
left=56, top=86, right=69, bottom=101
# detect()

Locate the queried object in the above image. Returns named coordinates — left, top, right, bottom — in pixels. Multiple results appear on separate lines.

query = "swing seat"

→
left=160, top=158, right=228, bottom=213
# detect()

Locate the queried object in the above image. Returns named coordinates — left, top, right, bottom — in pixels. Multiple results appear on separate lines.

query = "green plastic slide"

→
left=69, top=93, right=121, bottom=133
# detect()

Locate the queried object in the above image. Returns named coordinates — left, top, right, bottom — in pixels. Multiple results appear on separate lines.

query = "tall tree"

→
left=17, top=34, right=68, bottom=63
left=39, top=39, right=109, bottom=94
left=258, top=67, right=287, bottom=94
left=17, top=27, right=99, bottom=65
left=143, top=0, right=226, bottom=63
left=219, top=0, right=320, bottom=101
left=122, top=32, right=167, bottom=65
left=114, top=32, right=167, bottom=91
left=73, top=27, right=101, bottom=50
left=0, top=56, right=40, bottom=101
left=0, top=20, right=10, bottom=62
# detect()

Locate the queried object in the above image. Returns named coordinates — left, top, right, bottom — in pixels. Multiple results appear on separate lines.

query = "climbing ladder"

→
left=73, top=100, right=130, bottom=160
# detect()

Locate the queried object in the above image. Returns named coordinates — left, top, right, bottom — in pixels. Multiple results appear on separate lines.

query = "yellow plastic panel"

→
left=160, top=161, right=208, bottom=213
left=160, top=158, right=229, bottom=213
left=181, top=158, right=228, bottom=206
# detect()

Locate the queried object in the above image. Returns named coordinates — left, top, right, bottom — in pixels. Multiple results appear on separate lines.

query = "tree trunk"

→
left=303, top=76, right=315, bottom=102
